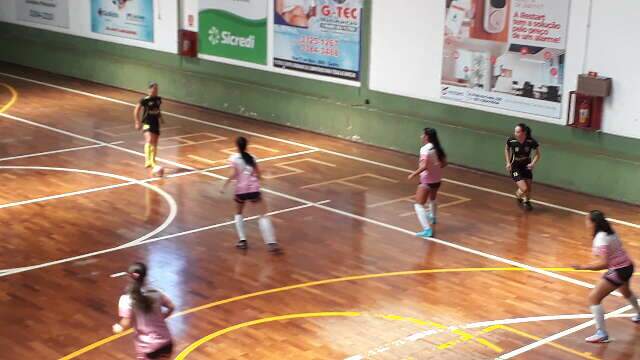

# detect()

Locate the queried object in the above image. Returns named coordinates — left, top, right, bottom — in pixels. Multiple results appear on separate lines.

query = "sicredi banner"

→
left=16, top=0, right=70, bottom=28
left=441, top=0, right=570, bottom=118
left=199, top=0, right=268, bottom=65
left=273, top=0, right=363, bottom=81
left=91, top=0, right=154, bottom=42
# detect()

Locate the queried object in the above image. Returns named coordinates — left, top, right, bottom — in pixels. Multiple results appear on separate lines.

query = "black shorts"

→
left=145, top=342, right=173, bottom=359
left=235, top=192, right=261, bottom=203
left=426, top=182, right=441, bottom=190
left=418, top=182, right=441, bottom=190
left=142, top=117, right=160, bottom=135
left=511, top=162, right=533, bottom=182
left=603, top=264, right=634, bottom=286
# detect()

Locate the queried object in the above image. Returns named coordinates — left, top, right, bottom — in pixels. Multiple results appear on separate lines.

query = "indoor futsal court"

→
left=1, top=65, right=640, bottom=360
left=2, top=1, right=640, bottom=359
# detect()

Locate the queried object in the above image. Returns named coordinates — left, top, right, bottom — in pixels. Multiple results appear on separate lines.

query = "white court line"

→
left=345, top=312, right=638, bottom=360
left=2, top=71, right=637, bottom=229
left=97, top=126, right=181, bottom=137
left=0, top=166, right=178, bottom=274
left=0, top=142, right=123, bottom=163
left=0, top=101, right=633, bottom=359
left=497, top=304, right=633, bottom=359
left=0, top=149, right=317, bottom=210
left=0, top=74, right=636, bottom=357
left=0, top=181, right=134, bottom=210
left=0, top=111, right=622, bottom=297
left=256, top=187, right=621, bottom=296
left=0, top=200, right=330, bottom=277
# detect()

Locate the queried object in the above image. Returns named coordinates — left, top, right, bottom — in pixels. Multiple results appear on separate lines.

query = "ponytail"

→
left=236, top=137, right=256, bottom=167
left=424, top=128, right=447, bottom=163
left=589, top=210, right=615, bottom=237
left=127, top=262, right=153, bottom=313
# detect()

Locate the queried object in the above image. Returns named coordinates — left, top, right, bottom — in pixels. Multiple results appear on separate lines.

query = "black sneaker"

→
left=236, top=240, right=248, bottom=249
left=524, top=201, right=533, bottom=211
left=268, top=243, right=281, bottom=253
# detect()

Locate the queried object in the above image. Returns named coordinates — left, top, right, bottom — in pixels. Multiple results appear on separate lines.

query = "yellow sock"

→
left=144, top=143, right=152, bottom=168
left=150, top=145, right=157, bottom=167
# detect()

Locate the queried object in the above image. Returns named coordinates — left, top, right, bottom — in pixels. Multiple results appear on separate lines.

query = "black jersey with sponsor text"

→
left=140, top=96, right=162, bottom=122
left=506, top=136, right=539, bottom=164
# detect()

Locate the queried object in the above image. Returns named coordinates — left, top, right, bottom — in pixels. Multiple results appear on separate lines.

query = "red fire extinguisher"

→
left=578, top=100, right=590, bottom=126
left=179, top=30, right=198, bottom=58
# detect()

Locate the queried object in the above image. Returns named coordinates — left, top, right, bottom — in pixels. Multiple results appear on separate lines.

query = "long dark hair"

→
left=516, top=123, right=532, bottom=139
left=127, top=262, right=153, bottom=313
left=236, top=137, right=256, bottom=168
left=424, top=128, right=446, bottom=163
left=589, top=210, right=614, bottom=237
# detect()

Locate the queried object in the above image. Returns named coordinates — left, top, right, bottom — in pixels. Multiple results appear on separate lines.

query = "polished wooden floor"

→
left=0, top=63, right=639, bottom=360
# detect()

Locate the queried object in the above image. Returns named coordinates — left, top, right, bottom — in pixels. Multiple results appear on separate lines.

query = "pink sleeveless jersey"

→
left=118, top=288, right=173, bottom=357
left=230, top=153, right=260, bottom=194
left=419, top=143, right=443, bottom=185
left=592, top=232, right=633, bottom=270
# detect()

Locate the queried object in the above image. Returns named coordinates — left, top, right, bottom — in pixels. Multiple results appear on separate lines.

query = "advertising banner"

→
left=91, top=0, right=154, bottom=42
left=199, top=0, right=267, bottom=65
left=17, top=0, right=69, bottom=28
left=273, top=0, right=363, bottom=80
left=441, top=0, right=571, bottom=118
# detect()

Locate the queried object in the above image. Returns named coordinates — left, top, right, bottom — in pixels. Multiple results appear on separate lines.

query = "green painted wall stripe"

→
left=0, top=19, right=638, bottom=203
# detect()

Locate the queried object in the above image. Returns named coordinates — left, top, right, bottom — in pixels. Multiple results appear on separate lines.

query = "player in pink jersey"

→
left=408, top=128, right=447, bottom=238
left=112, top=262, right=175, bottom=359
left=221, top=137, right=279, bottom=252
left=573, top=210, right=640, bottom=343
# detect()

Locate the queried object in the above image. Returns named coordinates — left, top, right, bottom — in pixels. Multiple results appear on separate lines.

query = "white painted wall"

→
left=0, top=0, right=178, bottom=53
left=181, top=0, right=199, bottom=31
left=584, top=0, right=640, bottom=138
left=2, top=0, right=638, bottom=138
left=369, top=0, right=594, bottom=128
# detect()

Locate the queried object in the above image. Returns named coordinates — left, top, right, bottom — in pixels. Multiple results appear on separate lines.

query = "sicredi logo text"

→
left=208, top=26, right=255, bottom=48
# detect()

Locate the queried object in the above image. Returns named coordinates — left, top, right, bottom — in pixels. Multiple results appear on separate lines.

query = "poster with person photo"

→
left=273, top=0, right=363, bottom=81
left=441, top=0, right=570, bottom=118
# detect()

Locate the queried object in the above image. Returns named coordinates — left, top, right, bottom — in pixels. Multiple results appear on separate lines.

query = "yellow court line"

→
left=378, top=315, right=502, bottom=353
left=482, top=325, right=600, bottom=360
left=0, top=83, right=18, bottom=113
left=174, top=312, right=361, bottom=360
left=176, top=312, right=502, bottom=359
left=58, top=267, right=600, bottom=359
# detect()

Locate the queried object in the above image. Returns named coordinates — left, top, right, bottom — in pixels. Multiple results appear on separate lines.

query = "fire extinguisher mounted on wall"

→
left=578, top=99, right=591, bottom=126
left=179, top=30, right=198, bottom=58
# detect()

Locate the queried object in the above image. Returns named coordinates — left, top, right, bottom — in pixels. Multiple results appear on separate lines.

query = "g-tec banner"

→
left=199, top=0, right=268, bottom=65
left=273, top=0, right=363, bottom=81
left=17, top=0, right=70, bottom=28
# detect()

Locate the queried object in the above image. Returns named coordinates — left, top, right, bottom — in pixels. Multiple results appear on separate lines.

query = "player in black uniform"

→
left=134, top=82, right=163, bottom=175
left=504, top=123, right=541, bottom=211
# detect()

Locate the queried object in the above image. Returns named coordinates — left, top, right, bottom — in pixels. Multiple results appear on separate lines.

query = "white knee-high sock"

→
left=627, top=294, right=640, bottom=314
left=258, top=216, right=277, bottom=244
left=234, top=214, right=246, bottom=241
left=590, top=305, right=607, bottom=332
left=414, top=204, right=430, bottom=230
left=428, top=200, right=437, bottom=220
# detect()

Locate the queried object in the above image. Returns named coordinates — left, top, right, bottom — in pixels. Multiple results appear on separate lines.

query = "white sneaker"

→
left=631, top=314, right=640, bottom=323
left=585, top=330, right=609, bottom=343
